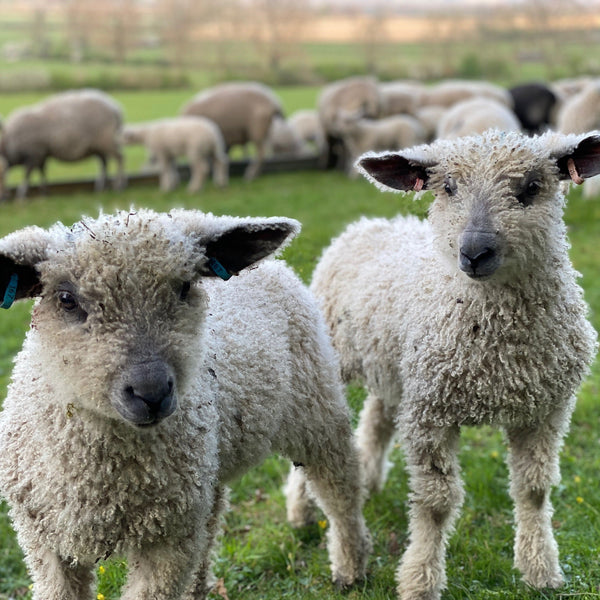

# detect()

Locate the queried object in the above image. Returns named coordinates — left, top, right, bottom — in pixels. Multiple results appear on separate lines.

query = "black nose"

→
left=118, top=360, right=177, bottom=425
left=459, top=231, right=500, bottom=278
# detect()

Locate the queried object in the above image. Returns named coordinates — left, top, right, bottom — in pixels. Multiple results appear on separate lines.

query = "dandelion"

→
left=490, top=450, right=499, bottom=459
left=576, top=496, right=584, bottom=504
left=318, top=519, right=328, bottom=530
left=97, top=594, right=105, bottom=600
left=574, top=475, right=582, bottom=484
left=98, top=565, right=106, bottom=575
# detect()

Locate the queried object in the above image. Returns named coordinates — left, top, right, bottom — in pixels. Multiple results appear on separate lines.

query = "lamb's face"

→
left=357, top=130, right=600, bottom=283
left=0, top=209, right=299, bottom=429
left=425, top=141, right=565, bottom=281
left=33, top=216, right=208, bottom=428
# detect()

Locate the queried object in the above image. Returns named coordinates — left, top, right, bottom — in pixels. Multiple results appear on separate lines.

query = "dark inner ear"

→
left=204, top=226, right=291, bottom=276
left=557, top=135, right=600, bottom=180
left=358, top=154, right=429, bottom=191
left=0, top=256, right=42, bottom=301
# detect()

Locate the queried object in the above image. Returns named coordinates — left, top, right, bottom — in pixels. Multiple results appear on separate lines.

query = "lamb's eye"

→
left=444, top=184, right=454, bottom=195
left=517, top=180, right=542, bottom=206
left=58, top=291, right=78, bottom=312
left=179, top=281, right=191, bottom=301
left=443, top=178, right=456, bottom=196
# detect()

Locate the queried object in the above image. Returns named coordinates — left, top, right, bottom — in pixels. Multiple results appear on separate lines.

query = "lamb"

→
left=421, top=79, right=513, bottom=109
left=264, top=115, right=310, bottom=158
left=123, top=116, right=228, bottom=193
left=310, top=130, right=599, bottom=599
left=288, top=109, right=327, bottom=157
left=0, top=88, right=125, bottom=199
left=336, top=112, right=426, bottom=176
left=379, top=80, right=427, bottom=117
left=0, top=208, right=371, bottom=600
left=317, top=76, right=382, bottom=169
left=509, top=82, right=559, bottom=134
left=181, top=82, right=283, bottom=181
left=436, top=97, right=521, bottom=139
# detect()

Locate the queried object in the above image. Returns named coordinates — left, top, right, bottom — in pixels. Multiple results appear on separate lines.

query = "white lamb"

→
left=0, top=209, right=370, bottom=600
left=310, top=130, right=599, bottom=599
left=123, top=116, right=228, bottom=193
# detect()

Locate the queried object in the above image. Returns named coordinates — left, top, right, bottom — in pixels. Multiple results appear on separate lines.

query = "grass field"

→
left=0, top=164, right=598, bottom=600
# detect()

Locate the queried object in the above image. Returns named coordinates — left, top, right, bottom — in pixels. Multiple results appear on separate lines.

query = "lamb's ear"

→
left=356, top=152, right=430, bottom=192
left=200, top=217, right=300, bottom=280
left=556, top=133, right=600, bottom=184
left=0, top=226, right=50, bottom=307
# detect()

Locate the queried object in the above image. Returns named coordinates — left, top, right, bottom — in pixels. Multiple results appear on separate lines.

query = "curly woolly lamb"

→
left=310, top=130, right=599, bottom=599
left=0, top=209, right=370, bottom=600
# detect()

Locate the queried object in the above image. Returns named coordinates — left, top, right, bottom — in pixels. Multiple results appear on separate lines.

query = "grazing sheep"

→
left=311, top=130, right=599, bottom=599
left=337, top=112, right=426, bottom=176
left=379, top=81, right=427, bottom=117
left=509, top=82, right=558, bottom=134
left=264, top=115, right=310, bottom=158
left=181, top=82, right=283, bottom=181
left=288, top=109, right=327, bottom=156
left=123, top=117, right=228, bottom=193
left=414, top=105, right=447, bottom=142
left=0, top=89, right=124, bottom=199
left=422, top=79, right=513, bottom=109
left=0, top=209, right=371, bottom=600
left=436, top=97, right=521, bottom=139
left=317, top=76, right=382, bottom=169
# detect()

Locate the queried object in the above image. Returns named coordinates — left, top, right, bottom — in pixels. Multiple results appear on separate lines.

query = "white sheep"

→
left=379, top=80, right=427, bottom=117
left=310, top=130, right=599, bottom=599
left=123, top=117, right=228, bottom=193
left=181, top=82, right=283, bottom=181
left=0, top=209, right=371, bottom=600
left=264, top=115, right=310, bottom=158
left=0, top=89, right=125, bottom=199
left=336, top=112, right=426, bottom=176
left=436, top=97, right=521, bottom=139
left=288, top=109, right=327, bottom=157
left=421, top=79, right=513, bottom=109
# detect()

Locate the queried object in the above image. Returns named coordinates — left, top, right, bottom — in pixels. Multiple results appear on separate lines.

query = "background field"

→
left=0, top=166, right=599, bottom=600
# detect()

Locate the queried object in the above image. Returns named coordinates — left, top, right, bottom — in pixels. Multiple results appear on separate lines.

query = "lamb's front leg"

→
left=505, top=402, right=574, bottom=589
left=397, top=424, right=463, bottom=600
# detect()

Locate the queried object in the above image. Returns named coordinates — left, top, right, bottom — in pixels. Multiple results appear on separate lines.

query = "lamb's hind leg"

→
left=397, top=424, right=463, bottom=600
left=356, top=392, right=399, bottom=494
left=284, top=434, right=371, bottom=587
left=505, top=402, right=574, bottom=589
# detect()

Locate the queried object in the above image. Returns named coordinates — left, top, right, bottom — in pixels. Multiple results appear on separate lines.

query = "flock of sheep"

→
left=1, top=74, right=600, bottom=199
left=0, top=74, right=599, bottom=600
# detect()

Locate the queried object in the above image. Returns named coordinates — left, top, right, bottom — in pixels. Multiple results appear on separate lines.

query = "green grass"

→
left=0, top=171, right=599, bottom=600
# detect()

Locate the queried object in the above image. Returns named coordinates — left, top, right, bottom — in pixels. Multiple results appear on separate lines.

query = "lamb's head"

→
left=0, top=209, right=299, bottom=428
left=357, top=130, right=600, bottom=282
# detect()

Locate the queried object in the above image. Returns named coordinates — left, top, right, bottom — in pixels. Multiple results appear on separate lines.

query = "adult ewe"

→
left=0, top=209, right=370, bottom=600
left=0, top=89, right=124, bottom=199
left=123, top=116, right=228, bottom=192
left=181, top=82, right=283, bottom=181
left=311, top=130, right=599, bottom=599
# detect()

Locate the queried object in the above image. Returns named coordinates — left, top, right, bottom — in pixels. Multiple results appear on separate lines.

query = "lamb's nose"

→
left=459, top=231, right=499, bottom=278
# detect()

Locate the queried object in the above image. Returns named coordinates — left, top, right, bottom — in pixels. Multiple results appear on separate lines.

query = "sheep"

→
left=336, top=112, right=426, bottom=176
left=509, top=82, right=559, bottom=134
left=556, top=80, right=600, bottom=198
left=181, top=82, right=283, bottom=181
left=379, top=80, right=427, bottom=117
left=414, top=105, right=447, bottom=142
left=421, top=79, right=513, bottom=109
left=264, top=115, right=310, bottom=158
left=317, top=76, right=383, bottom=170
left=310, top=130, right=600, bottom=599
left=0, top=208, right=371, bottom=600
left=123, top=117, right=228, bottom=193
left=436, top=97, right=521, bottom=139
left=0, top=89, right=124, bottom=200
left=288, top=109, right=327, bottom=157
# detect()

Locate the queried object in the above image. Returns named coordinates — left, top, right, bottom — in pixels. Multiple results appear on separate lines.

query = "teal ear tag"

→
left=207, top=257, right=232, bottom=281
left=1, top=273, right=18, bottom=309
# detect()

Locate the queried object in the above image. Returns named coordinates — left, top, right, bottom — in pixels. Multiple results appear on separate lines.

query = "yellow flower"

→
left=574, top=475, right=582, bottom=484
left=98, top=565, right=106, bottom=575
left=318, top=519, right=328, bottom=530
left=576, top=496, right=584, bottom=504
left=490, top=450, right=499, bottom=459
left=97, top=595, right=105, bottom=600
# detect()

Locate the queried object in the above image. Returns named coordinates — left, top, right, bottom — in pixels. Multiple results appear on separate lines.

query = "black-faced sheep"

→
left=0, top=209, right=371, bottom=600
left=311, top=130, right=599, bottom=599
left=181, top=82, right=283, bottom=181
left=0, top=89, right=125, bottom=199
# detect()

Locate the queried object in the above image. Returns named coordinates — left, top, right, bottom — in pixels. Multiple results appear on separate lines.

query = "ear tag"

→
left=1, top=273, right=18, bottom=309
left=207, top=257, right=232, bottom=281
left=413, top=177, right=424, bottom=192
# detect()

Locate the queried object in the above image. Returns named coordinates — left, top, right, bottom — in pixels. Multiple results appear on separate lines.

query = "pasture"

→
left=0, top=156, right=599, bottom=599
